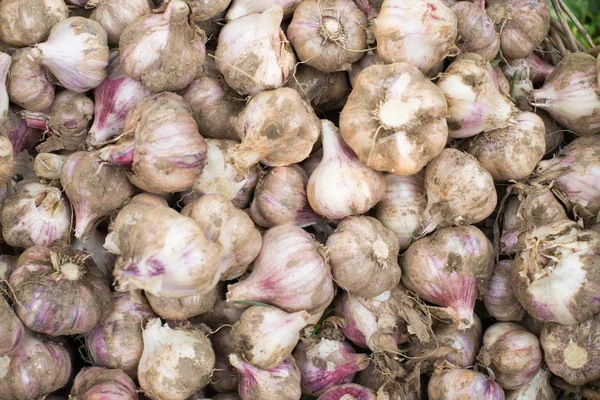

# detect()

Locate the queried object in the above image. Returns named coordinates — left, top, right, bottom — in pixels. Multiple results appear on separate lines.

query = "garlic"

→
left=0, top=135, right=13, bottom=187
left=0, top=0, right=68, bottom=47
left=230, top=354, right=302, bottom=400
left=192, top=285, right=245, bottom=329
left=506, top=368, right=555, bottom=400
left=34, top=153, right=67, bottom=181
left=484, top=260, right=525, bottom=322
left=70, top=367, right=139, bottom=400
left=435, top=315, right=482, bottom=368
left=0, top=180, right=70, bottom=248
left=503, top=53, right=556, bottom=85
left=0, top=52, right=9, bottom=123
left=536, top=110, right=564, bottom=155
left=428, top=369, right=504, bottom=400
left=1, top=106, right=43, bottom=154
left=231, top=87, right=321, bottom=169
left=226, top=0, right=302, bottom=20
left=375, top=0, right=457, bottom=73
left=146, top=287, right=218, bottom=321
left=227, top=224, right=334, bottom=314
left=90, top=0, right=153, bottom=46
left=33, top=17, right=110, bottom=93
left=0, top=296, right=23, bottom=356
left=339, top=62, right=448, bottom=175
left=286, top=64, right=350, bottom=112
left=319, top=384, right=377, bottom=400
left=215, top=6, right=296, bottom=95
left=182, top=193, right=262, bottom=281
left=499, top=196, right=520, bottom=256
left=138, top=318, right=215, bottom=400
left=7, top=48, right=55, bottom=112
left=451, top=0, right=500, bottom=60
left=119, top=0, right=206, bottom=92
left=189, top=0, right=230, bottom=22
left=347, top=51, right=383, bottom=87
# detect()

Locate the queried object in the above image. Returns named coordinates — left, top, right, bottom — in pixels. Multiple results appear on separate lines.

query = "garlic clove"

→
left=7, top=48, right=55, bottom=113
left=90, top=0, right=153, bottom=46
left=0, top=0, right=69, bottom=47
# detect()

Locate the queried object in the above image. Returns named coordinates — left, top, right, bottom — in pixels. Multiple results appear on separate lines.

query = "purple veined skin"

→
left=1, top=106, right=43, bottom=153
left=230, top=354, right=302, bottom=400
left=318, top=384, right=377, bottom=400
left=70, top=367, right=139, bottom=400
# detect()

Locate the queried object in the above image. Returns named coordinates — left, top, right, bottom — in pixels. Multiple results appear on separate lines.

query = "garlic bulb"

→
left=90, top=0, right=153, bottom=46
left=0, top=296, right=23, bottom=356
left=319, top=384, right=377, bottom=400
left=286, top=65, right=350, bottom=112
left=326, top=216, right=401, bottom=298
left=7, top=48, right=55, bottom=112
left=0, top=52, right=9, bottom=123
left=231, top=87, right=320, bottom=169
left=226, top=0, right=302, bottom=20
left=436, top=315, right=483, bottom=368
left=287, top=0, right=367, bottom=72
left=60, top=151, right=135, bottom=239
left=1, top=106, right=43, bottom=154
left=184, top=139, right=259, bottom=209
left=146, top=287, right=218, bottom=321
left=70, top=367, right=139, bottom=400
left=484, top=260, right=525, bottom=322
left=189, top=0, right=230, bottom=22
left=513, top=219, right=600, bottom=325
left=437, top=53, right=515, bottom=138
left=87, top=52, right=151, bottom=148
left=33, top=17, right=110, bottom=93
left=250, top=164, right=322, bottom=228
left=339, top=62, right=448, bottom=175
left=10, top=245, right=111, bottom=336
left=120, top=0, right=206, bottom=92
left=0, top=180, right=70, bottom=248
left=215, top=6, right=296, bottom=95
left=452, top=0, right=500, bottom=60
left=478, top=322, right=542, bottom=390
left=428, top=369, right=505, bottom=400
left=86, top=291, right=156, bottom=377
left=506, top=368, right=555, bottom=400
left=139, top=318, right=215, bottom=400
left=227, top=224, right=334, bottom=314
left=182, top=194, right=262, bottom=281
left=0, top=135, right=13, bottom=187
left=0, top=0, right=68, bottom=47
left=114, top=207, right=223, bottom=298
left=231, top=305, right=309, bottom=369
left=230, top=354, right=302, bottom=400
left=375, top=0, right=457, bottom=73
left=100, top=92, right=207, bottom=194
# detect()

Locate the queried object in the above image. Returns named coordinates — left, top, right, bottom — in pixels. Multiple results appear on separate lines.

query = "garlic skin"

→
left=531, top=53, right=600, bottom=136
left=216, top=6, right=296, bottom=95
left=230, top=354, right=302, bottom=400
left=318, top=384, right=377, bottom=400
left=2, top=106, right=43, bottom=154
left=478, top=322, right=542, bottom=390
left=486, top=0, right=550, bottom=60
left=420, top=149, right=497, bottom=233
left=0, top=0, right=68, bottom=47
left=250, top=164, right=322, bottom=228
left=437, top=53, right=514, bottom=138
left=226, top=0, right=302, bottom=20
left=513, top=220, right=600, bottom=325
left=60, top=151, right=136, bottom=239
left=484, top=260, right=525, bottom=322
left=34, top=17, right=109, bottom=93
left=506, top=368, right=555, bottom=400
left=536, top=110, right=563, bottom=155
left=70, top=367, right=139, bottom=400
left=0, top=180, right=70, bottom=248
left=402, top=225, right=494, bottom=329
left=86, top=291, right=156, bottom=378
left=227, top=224, right=334, bottom=314
left=287, top=0, right=367, bottom=72
left=114, top=207, right=222, bottom=298
left=87, top=52, right=151, bottom=148
left=436, top=315, right=483, bottom=368
left=503, top=53, right=556, bottom=85
left=0, top=296, right=23, bottom=356
left=90, top=0, right=153, bottom=46
left=184, top=139, right=259, bottom=209
left=7, top=48, right=55, bottom=112
left=0, top=52, right=9, bottom=123
left=189, top=0, right=230, bottom=22
left=0, top=329, right=71, bottom=400
left=0, top=135, right=13, bottom=187
left=294, top=338, right=369, bottom=396
left=451, top=0, right=500, bottom=60
left=428, top=369, right=505, bottom=400
left=231, top=306, right=309, bottom=370
left=100, top=92, right=207, bottom=194
left=340, top=62, right=448, bottom=175
left=326, top=216, right=401, bottom=298
left=231, top=88, right=321, bottom=169
left=375, top=0, right=457, bottom=73
left=138, top=318, right=215, bottom=400
left=182, top=194, right=262, bottom=281
left=146, top=287, right=218, bottom=321
left=10, top=245, right=111, bottom=336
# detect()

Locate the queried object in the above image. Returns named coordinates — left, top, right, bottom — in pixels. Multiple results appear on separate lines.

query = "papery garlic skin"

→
left=0, top=0, right=69, bottom=47
left=138, top=319, right=215, bottom=400
left=226, top=0, right=302, bottom=20
left=90, top=0, right=153, bottom=46
left=428, top=369, right=505, bottom=400
left=434, top=315, right=482, bottom=368
left=506, top=368, right=555, bottom=400
left=146, top=287, right=217, bottom=321
left=7, top=48, right=55, bottom=112
left=216, top=6, right=296, bottom=95
left=230, top=354, right=302, bottom=400
left=318, top=384, right=377, bottom=400
left=2, top=106, right=43, bottom=154
left=375, top=0, right=457, bottom=73
left=484, top=260, right=525, bottom=322
left=0, top=52, right=9, bottom=123
left=0, top=180, right=71, bottom=248
left=0, top=135, right=13, bottom=187
left=0, top=296, right=23, bottom=356
left=452, top=0, right=500, bottom=60
left=340, top=62, right=448, bottom=175
left=70, top=367, right=139, bottom=400
left=189, top=0, right=230, bottom=22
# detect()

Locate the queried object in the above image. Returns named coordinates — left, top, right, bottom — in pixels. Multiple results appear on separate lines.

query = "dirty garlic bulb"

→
left=0, top=0, right=69, bottom=47
left=146, top=286, right=218, bottom=321
left=90, top=0, right=153, bottom=46
left=7, top=48, right=55, bottom=112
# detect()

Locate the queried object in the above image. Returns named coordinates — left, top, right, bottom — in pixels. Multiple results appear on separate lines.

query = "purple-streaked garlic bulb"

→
left=2, top=106, right=43, bottom=154
left=326, top=216, right=401, bottom=298
left=318, top=384, right=377, bottom=400
left=230, top=354, right=302, bottom=400
left=484, top=260, right=525, bottom=322
left=0, top=296, right=23, bottom=356
left=86, top=291, right=156, bottom=378
left=286, top=65, right=350, bottom=112
left=90, top=0, right=153, bottom=46
left=308, top=120, right=386, bottom=219
left=428, top=369, right=505, bottom=400
left=250, top=164, right=322, bottom=228
left=451, top=0, right=499, bottom=60
left=0, top=0, right=68, bottom=47
left=100, top=92, right=207, bottom=194
left=340, top=62, right=448, bottom=175
left=0, top=180, right=70, bottom=248
left=87, top=52, right=151, bottom=148
left=209, top=327, right=239, bottom=393
left=70, top=367, right=139, bottom=400
left=231, top=305, right=310, bottom=370
left=182, top=194, right=262, bottom=281
left=146, top=287, right=218, bottom=321
left=431, top=315, right=483, bottom=368
left=478, top=322, right=542, bottom=390
left=227, top=224, right=334, bottom=314
left=114, top=207, right=222, bottom=298
left=60, top=151, right=135, bottom=239
left=226, top=0, right=302, bottom=20
left=10, top=245, right=111, bottom=336
left=402, top=225, right=494, bottom=329
left=506, top=368, right=555, bottom=400
left=119, top=0, right=206, bottom=92
left=216, top=6, right=296, bottom=95
left=7, top=48, right=55, bottom=112
left=138, top=318, right=215, bottom=400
